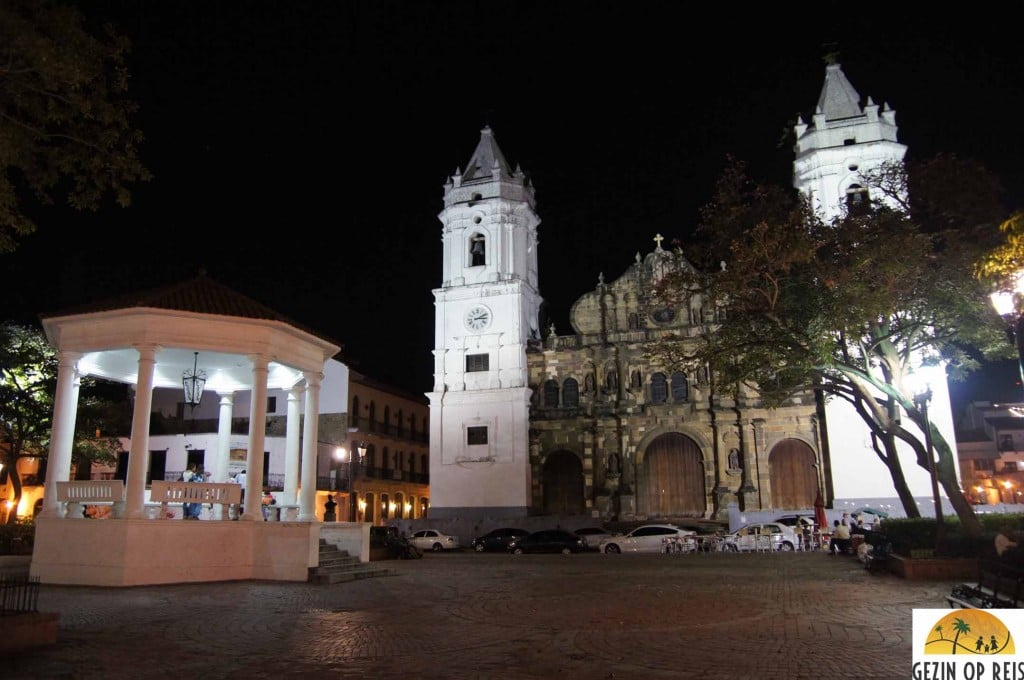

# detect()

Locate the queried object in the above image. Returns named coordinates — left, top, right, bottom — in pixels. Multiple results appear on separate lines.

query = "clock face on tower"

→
left=464, top=305, right=492, bottom=331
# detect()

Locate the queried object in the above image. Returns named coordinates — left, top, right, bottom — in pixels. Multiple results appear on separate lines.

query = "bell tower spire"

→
left=428, top=126, right=542, bottom=519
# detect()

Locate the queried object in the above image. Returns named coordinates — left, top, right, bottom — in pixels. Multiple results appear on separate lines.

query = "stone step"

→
left=310, top=540, right=392, bottom=584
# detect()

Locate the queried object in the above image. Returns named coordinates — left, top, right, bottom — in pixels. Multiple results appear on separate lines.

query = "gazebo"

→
left=30, top=273, right=359, bottom=586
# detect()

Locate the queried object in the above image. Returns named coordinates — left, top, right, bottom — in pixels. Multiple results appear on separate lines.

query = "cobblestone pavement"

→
left=7, top=550, right=956, bottom=680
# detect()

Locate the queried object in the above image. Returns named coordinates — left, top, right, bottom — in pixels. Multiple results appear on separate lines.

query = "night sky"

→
left=6, top=2, right=1024, bottom=408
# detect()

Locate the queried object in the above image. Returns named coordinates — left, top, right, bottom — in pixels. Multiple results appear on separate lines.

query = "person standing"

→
left=234, top=469, right=247, bottom=519
left=181, top=464, right=200, bottom=519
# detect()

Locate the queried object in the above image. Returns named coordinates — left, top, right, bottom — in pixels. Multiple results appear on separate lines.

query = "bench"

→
left=864, top=535, right=893, bottom=573
left=56, top=480, right=126, bottom=519
left=149, top=481, right=241, bottom=520
left=947, top=558, right=1024, bottom=609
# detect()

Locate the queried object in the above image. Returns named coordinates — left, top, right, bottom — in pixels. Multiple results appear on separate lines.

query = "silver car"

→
left=598, top=524, right=696, bottom=554
left=723, top=522, right=799, bottom=552
left=408, top=529, right=461, bottom=552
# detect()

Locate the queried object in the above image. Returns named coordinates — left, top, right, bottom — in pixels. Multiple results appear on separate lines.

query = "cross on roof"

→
left=653, top=233, right=664, bottom=250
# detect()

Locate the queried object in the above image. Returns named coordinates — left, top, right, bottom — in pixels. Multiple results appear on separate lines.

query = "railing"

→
left=0, top=575, right=40, bottom=615
left=149, top=481, right=241, bottom=520
left=56, top=480, right=126, bottom=519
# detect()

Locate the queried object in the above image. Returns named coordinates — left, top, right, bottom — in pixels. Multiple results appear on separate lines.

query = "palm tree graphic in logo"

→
left=925, top=611, right=1014, bottom=655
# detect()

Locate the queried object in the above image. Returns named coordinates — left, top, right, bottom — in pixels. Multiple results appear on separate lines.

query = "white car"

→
left=723, top=522, right=799, bottom=552
left=408, top=529, right=461, bottom=552
left=598, top=524, right=696, bottom=554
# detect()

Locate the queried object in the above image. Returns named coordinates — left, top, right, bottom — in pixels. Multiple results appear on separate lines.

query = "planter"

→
left=887, top=554, right=976, bottom=580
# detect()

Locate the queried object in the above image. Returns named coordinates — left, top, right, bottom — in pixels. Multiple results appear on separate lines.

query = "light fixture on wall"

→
left=356, top=441, right=368, bottom=464
left=182, top=352, right=207, bottom=410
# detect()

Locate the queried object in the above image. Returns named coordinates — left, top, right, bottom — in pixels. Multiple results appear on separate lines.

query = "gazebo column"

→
left=298, top=371, right=322, bottom=521
left=282, top=384, right=304, bottom=506
left=125, top=344, right=159, bottom=519
left=39, top=351, right=83, bottom=518
left=242, top=355, right=269, bottom=521
left=213, top=391, right=235, bottom=519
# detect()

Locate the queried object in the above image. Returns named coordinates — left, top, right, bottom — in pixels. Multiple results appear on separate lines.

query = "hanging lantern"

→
left=182, top=351, right=207, bottom=409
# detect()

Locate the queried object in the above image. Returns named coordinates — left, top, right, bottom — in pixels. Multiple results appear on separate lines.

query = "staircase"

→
left=309, top=539, right=394, bottom=585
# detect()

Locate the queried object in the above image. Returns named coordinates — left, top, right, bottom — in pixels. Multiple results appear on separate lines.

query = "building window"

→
left=543, top=379, right=560, bottom=407
left=470, top=232, right=486, bottom=266
left=999, top=435, right=1014, bottom=452
left=466, top=353, right=489, bottom=372
left=562, top=378, right=579, bottom=408
left=584, top=373, right=596, bottom=394
left=670, top=372, right=688, bottom=402
left=266, top=396, right=277, bottom=413
left=630, top=370, right=642, bottom=390
left=845, top=183, right=869, bottom=215
left=651, top=373, right=668, bottom=404
left=467, top=426, right=488, bottom=445
left=628, top=313, right=640, bottom=330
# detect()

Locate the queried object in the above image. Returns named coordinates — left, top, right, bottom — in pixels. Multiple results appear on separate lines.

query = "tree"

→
left=0, top=0, right=150, bottom=253
left=0, top=322, right=125, bottom=523
left=651, top=156, right=1011, bottom=538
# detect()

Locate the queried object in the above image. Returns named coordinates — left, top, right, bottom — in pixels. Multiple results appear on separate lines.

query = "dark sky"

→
left=6, top=2, right=1024, bottom=405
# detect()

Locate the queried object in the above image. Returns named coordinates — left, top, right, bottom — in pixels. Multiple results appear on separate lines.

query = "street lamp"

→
left=912, top=385, right=947, bottom=556
left=334, top=446, right=347, bottom=492
left=990, top=273, right=1024, bottom=387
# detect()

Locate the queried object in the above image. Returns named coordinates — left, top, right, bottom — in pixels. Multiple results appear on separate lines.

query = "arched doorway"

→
left=768, top=438, right=817, bottom=508
left=638, top=433, right=706, bottom=517
left=542, top=451, right=584, bottom=515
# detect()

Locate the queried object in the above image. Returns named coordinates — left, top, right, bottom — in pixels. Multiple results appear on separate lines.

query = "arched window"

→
left=562, top=378, right=580, bottom=407
left=543, top=379, right=560, bottom=407
left=368, top=402, right=376, bottom=432
left=383, top=406, right=391, bottom=435
left=670, top=372, right=689, bottom=402
left=396, top=409, right=404, bottom=437
left=846, top=183, right=869, bottom=215
left=631, top=370, right=642, bottom=390
left=351, top=395, right=360, bottom=429
left=628, top=313, right=640, bottom=330
left=584, top=373, right=596, bottom=394
left=651, top=372, right=668, bottom=404
left=470, top=232, right=486, bottom=266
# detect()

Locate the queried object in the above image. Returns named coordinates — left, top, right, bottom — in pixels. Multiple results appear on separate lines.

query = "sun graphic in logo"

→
left=924, top=610, right=1015, bottom=655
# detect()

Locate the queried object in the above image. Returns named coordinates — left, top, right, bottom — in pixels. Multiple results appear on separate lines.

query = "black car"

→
left=507, top=529, right=586, bottom=555
left=471, top=527, right=529, bottom=552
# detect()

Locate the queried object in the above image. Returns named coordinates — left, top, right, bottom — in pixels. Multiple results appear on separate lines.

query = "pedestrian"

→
left=262, top=491, right=275, bottom=520
left=181, top=463, right=200, bottom=519
left=235, top=469, right=247, bottom=518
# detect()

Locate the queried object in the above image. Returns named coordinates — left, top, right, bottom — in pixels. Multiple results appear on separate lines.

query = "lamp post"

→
left=990, top=276, right=1024, bottom=388
left=913, top=386, right=947, bottom=556
left=334, top=446, right=347, bottom=492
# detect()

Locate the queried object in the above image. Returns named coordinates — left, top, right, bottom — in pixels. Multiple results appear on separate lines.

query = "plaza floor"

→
left=5, top=549, right=955, bottom=679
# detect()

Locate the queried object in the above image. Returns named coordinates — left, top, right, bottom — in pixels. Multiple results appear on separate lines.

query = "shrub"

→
left=877, top=513, right=1024, bottom=559
left=0, top=517, right=35, bottom=555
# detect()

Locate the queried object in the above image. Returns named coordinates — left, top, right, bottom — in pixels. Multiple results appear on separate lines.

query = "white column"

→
left=125, top=344, right=159, bottom=519
left=242, top=355, right=269, bottom=521
left=298, top=371, right=322, bottom=521
left=282, top=384, right=304, bottom=506
left=39, top=351, right=82, bottom=518
left=213, top=391, right=234, bottom=519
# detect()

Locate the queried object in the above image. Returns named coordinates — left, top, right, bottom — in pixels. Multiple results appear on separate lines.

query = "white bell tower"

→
left=427, top=126, right=542, bottom=519
left=793, top=60, right=906, bottom=221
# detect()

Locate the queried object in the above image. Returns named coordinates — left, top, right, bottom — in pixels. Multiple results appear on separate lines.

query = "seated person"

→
left=996, top=526, right=1021, bottom=563
left=830, top=519, right=852, bottom=555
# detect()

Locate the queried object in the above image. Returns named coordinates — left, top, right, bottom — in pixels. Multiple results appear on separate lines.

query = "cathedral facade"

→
left=428, top=61, right=921, bottom=521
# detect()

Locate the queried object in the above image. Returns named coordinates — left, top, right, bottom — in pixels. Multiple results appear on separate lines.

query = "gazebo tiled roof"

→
left=40, top=271, right=340, bottom=351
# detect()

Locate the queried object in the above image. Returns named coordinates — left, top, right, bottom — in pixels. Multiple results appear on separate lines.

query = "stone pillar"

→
left=213, top=391, right=234, bottom=520
left=125, top=345, right=159, bottom=519
left=242, top=355, right=269, bottom=521
left=39, top=351, right=82, bottom=518
left=282, top=384, right=304, bottom=506
left=298, top=371, right=322, bottom=521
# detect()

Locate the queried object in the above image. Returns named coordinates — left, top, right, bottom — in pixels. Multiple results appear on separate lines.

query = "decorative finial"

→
left=653, top=233, right=664, bottom=251
left=822, top=42, right=840, bottom=65
left=598, top=272, right=604, bottom=285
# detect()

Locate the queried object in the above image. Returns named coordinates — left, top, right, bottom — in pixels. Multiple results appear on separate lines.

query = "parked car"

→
left=507, top=529, right=586, bottom=555
left=774, top=514, right=815, bottom=530
left=722, top=522, right=799, bottom=552
left=471, top=527, right=530, bottom=552
left=408, top=529, right=461, bottom=552
left=598, top=524, right=696, bottom=554
left=574, top=526, right=617, bottom=550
